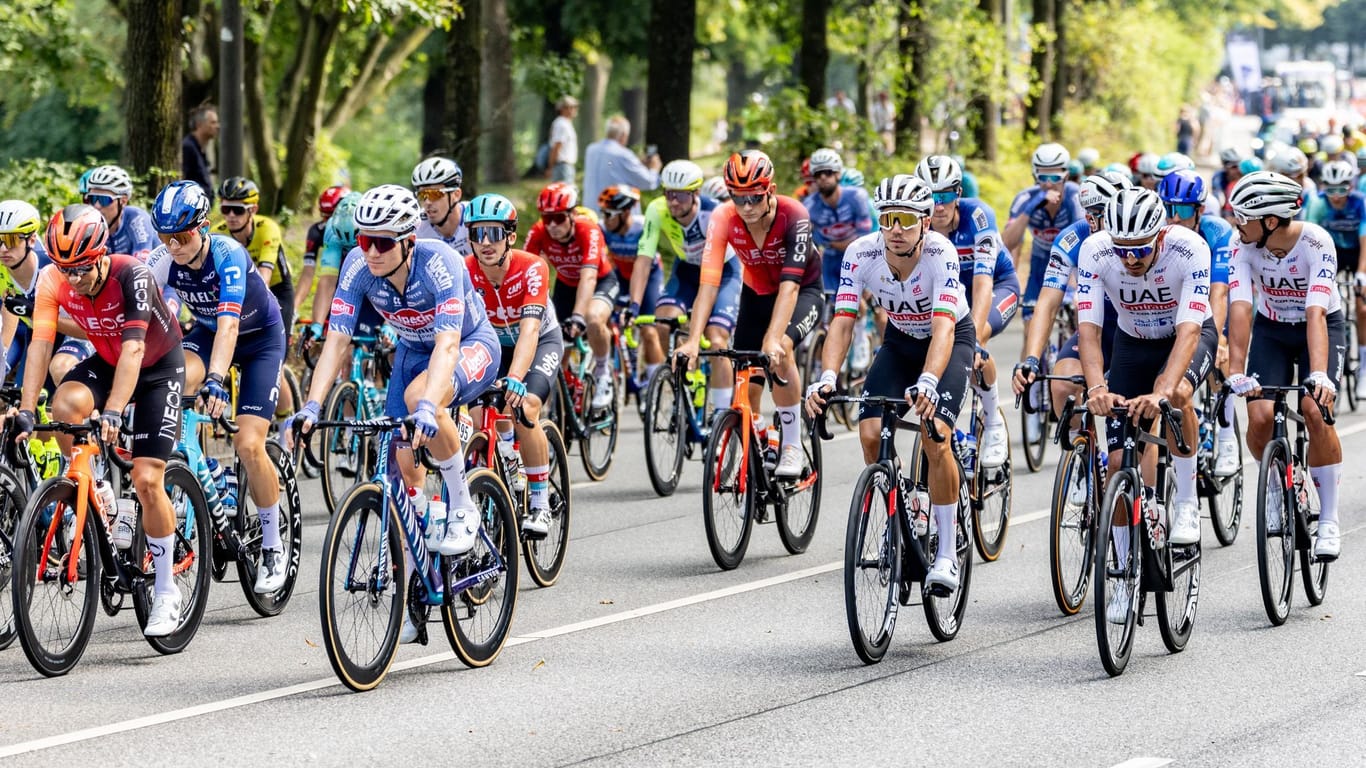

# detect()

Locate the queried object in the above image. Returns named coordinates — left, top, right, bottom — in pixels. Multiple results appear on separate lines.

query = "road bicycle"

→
left=962, top=354, right=1012, bottom=562
left=1334, top=277, right=1359, bottom=412
left=1196, top=376, right=1244, bottom=546
left=314, top=416, right=519, bottom=692
left=550, top=326, right=618, bottom=480
left=816, top=393, right=973, bottom=664
left=1040, top=374, right=1101, bottom=616
left=1019, top=301, right=1077, bottom=472
left=797, top=300, right=875, bottom=431
left=315, top=333, right=391, bottom=514
left=641, top=315, right=712, bottom=496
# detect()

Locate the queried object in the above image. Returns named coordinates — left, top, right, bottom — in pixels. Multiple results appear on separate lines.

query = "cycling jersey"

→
left=940, top=198, right=1009, bottom=280
left=1077, top=226, right=1212, bottom=339
left=702, top=196, right=819, bottom=295
left=1307, top=191, right=1366, bottom=254
left=0, top=241, right=51, bottom=327
left=835, top=230, right=967, bottom=339
left=1008, top=182, right=1087, bottom=264
left=33, top=254, right=182, bottom=366
left=146, top=233, right=281, bottom=334
left=804, top=186, right=875, bottom=253
left=600, top=215, right=647, bottom=278
left=329, top=239, right=488, bottom=350
left=638, top=196, right=736, bottom=275
left=1228, top=222, right=1342, bottom=322
left=317, top=215, right=354, bottom=278
left=465, top=250, right=558, bottom=347
left=303, top=220, right=327, bottom=268
left=415, top=213, right=472, bottom=257
left=524, top=216, right=611, bottom=287
left=1197, top=214, right=1234, bottom=285
left=211, top=215, right=291, bottom=289
left=108, top=205, right=159, bottom=262
left=1044, top=220, right=1092, bottom=292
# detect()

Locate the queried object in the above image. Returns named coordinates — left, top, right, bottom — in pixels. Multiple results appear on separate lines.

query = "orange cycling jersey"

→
left=464, top=250, right=557, bottom=346
left=524, top=216, right=612, bottom=287
left=701, top=195, right=819, bottom=295
left=33, top=254, right=182, bottom=367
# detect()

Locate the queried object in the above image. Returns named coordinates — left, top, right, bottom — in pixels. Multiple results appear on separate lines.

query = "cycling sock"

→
left=147, top=533, right=177, bottom=597
left=1310, top=463, right=1341, bottom=526
left=1172, top=454, right=1197, bottom=504
left=711, top=387, right=733, bottom=413
left=642, top=362, right=661, bottom=383
left=594, top=356, right=611, bottom=376
left=258, top=503, right=281, bottom=550
left=1218, top=393, right=1236, bottom=442
left=776, top=405, right=800, bottom=449
left=979, top=381, right=1002, bottom=427
left=933, top=503, right=956, bottom=561
left=1112, top=526, right=1130, bottom=570
left=438, top=455, right=474, bottom=512
left=526, top=465, right=549, bottom=510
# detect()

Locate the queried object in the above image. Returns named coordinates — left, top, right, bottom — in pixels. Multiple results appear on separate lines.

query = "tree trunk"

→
left=482, top=0, right=516, bottom=183
left=275, top=2, right=317, bottom=146
left=123, top=0, right=183, bottom=197
left=972, top=0, right=1001, bottom=162
left=244, top=30, right=280, bottom=203
left=1049, top=0, right=1067, bottom=137
left=421, top=35, right=448, bottom=157
left=645, top=0, right=696, bottom=161
left=444, top=2, right=483, bottom=195
left=540, top=4, right=571, bottom=145
left=621, top=86, right=647, bottom=144
left=277, top=9, right=339, bottom=213
left=1025, top=0, right=1055, bottom=139
left=800, top=0, right=830, bottom=108
left=583, top=55, right=612, bottom=150
left=725, top=60, right=751, bottom=121
left=896, top=0, right=926, bottom=156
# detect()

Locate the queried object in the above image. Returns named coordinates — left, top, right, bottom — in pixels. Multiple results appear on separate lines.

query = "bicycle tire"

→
left=579, top=374, right=618, bottom=480
left=922, top=463, right=972, bottom=642
left=1156, top=466, right=1200, bottom=654
left=1344, top=314, right=1358, bottom=412
left=643, top=367, right=686, bottom=497
left=131, top=461, right=213, bottom=655
left=11, top=477, right=98, bottom=676
left=1255, top=441, right=1294, bottom=626
left=320, top=380, right=364, bottom=515
left=318, top=482, right=403, bottom=691
left=776, top=413, right=822, bottom=555
left=1020, top=379, right=1049, bottom=473
left=0, top=464, right=29, bottom=650
left=444, top=469, right=520, bottom=667
left=235, top=442, right=303, bottom=617
left=701, top=409, right=755, bottom=570
left=1094, top=470, right=1139, bottom=677
left=523, top=421, right=572, bottom=587
left=844, top=463, right=900, bottom=665
left=971, top=406, right=1012, bottom=561
left=1299, top=471, right=1330, bottom=606
left=1207, top=404, right=1244, bottom=547
left=1049, top=440, right=1093, bottom=616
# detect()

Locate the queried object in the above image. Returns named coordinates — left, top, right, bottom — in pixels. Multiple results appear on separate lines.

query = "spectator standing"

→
left=547, top=95, right=580, bottom=184
left=825, top=89, right=856, bottom=114
left=582, top=116, right=662, bottom=216
left=182, top=104, right=219, bottom=204
left=868, top=90, right=896, bottom=155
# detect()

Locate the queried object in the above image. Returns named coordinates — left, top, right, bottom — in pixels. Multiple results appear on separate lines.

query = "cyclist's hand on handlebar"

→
left=1087, top=386, right=1124, bottom=417
left=199, top=373, right=231, bottom=420
left=409, top=399, right=440, bottom=450
left=1127, top=392, right=1167, bottom=423
left=3, top=293, right=34, bottom=318
left=804, top=370, right=837, bottom=418
left=564, top=314, right=587, bottom=339
left=295, top=400, right=322, bottom=436
left=674, top=339, right=700, bottom=372
left=12, top=408, right=35, bottom=444
left=1226, top=373, right=1259, bottom=398
left=98, top=410, right=123, bottom=446
left=1306, top=371, right=1337, bottom=409
left=501, top=376, right=528, bottom=409
left=762, top=333, right=786, bottom=370
left=1011, top=356, right=1040, bottom=396
left=908, top=373, right=940, bottom=422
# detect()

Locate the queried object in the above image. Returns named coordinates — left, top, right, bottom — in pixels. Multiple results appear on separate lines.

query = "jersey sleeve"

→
left=126, top=209, right=158, bottom=261
left=1307, top=236, right=1337, bottom=311
left=212, top=241, right=252, bottom=320
left=969, top=203, right=1000, bottom=278
left=850, top=189, right=875, bottom=239
left=521, top=256, right=550, bottom=323
left=423, top=244, right=470, bottom=335
left=581, top=222, right=608, bottom=275
left=1209, top=223, right=1233, bottom=286
left=1175, top=242, right=1212, bottom=328
left=637, top=199, right=666, bottom=258
left=524, top=222, right=548, bottom=260
left=116, top=263, right=156, bottom=344
left=1076, top=241, right=1105, bottom=328
left=780, top=205, right=814, bottom=284
left=1044, top=226, right=1081, bottom=291
left=327, top=250, right=368, bottom=337
left=31, top=268, right=61, bottom=344
left=833, top=243, right=867, bottom=319
left=932, top=245, right=964, bottom=322
left=303, top=222, right=324, bottom=267
left=1008, top=188, right=1041, bottom=219
left=254, top=218, right=286, bottom=275
left=700, top=203, right=735, bottom=288
left=1226, top=241, right=1253, bottom=306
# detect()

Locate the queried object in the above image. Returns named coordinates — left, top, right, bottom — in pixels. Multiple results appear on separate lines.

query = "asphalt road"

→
left=3, top=320, right=1365, bottom=766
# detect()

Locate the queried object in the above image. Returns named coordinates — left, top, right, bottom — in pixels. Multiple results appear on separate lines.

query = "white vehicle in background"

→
left=1271, top=60, right=1361, bottom=134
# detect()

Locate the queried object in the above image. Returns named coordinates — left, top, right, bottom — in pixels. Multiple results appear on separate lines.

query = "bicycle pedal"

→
left=926, top=583, right=952, bottom=599
left=897, top=580, right=915, bottom=606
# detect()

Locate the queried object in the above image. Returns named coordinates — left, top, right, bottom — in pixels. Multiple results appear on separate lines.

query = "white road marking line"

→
left=1108, top=759, right=1173, bottom=768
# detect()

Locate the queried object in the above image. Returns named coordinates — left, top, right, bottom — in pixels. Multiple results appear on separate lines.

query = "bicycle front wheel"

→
left=131, top=461, right=213, bottom=655
left=320, top=380, right=366, bottom=515
left=579, top=375, right=618, bottom=480
left=642, top=367, right=686, bottom=497
left=776, top=413, right=822, bottom=555
left=701, top=409, right=755, bottom=570
left=1049, top=440, right=1093, bottom=616
left=444, top=469, right=520, bottom=667
left=1156, top=465, right=1200, bottom=654
left=1094, top=470, right=1140, bottom=677
left=523, top=421, right=571, bottom=588
left=235, top=442, right=303, bottom=617
left=1255, top=441, right=1294, bottom=626
left=844, top=464, right=900, bottom=664
left=0, top=464, right=30, bottom=650
left=318, top=482, right=404, bottom=692
left=972, top=408, right=1012, bottom=561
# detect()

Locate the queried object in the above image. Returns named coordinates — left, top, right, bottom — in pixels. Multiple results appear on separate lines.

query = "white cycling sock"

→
left=711, top=387, right=733, bottom=413
left=438, top=455, right=474, bottom=512
left=1173, top=454, right=1198, bottom=505
left=258, top=503, right=281, bottom=550
left=776, top=405, right=800, bottom=449
left=933, top=503, right=957, bottom=561
left=148, top=533, right=177, bottom=596
left=1218, top=394, right=1236, bottom=442
left=1310, top=463, right=1341, bottom=527
left=594, top=356, right=611, bottom=376
left=979, top=380, right=1002, bottom=428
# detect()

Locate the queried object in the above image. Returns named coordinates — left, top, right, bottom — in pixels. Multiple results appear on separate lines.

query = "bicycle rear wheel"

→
left=971, top=407, right=1011, bottom=561
left=444, top=469, right=520, bottom=667
left=1094, top=471, right=1140, bottom=677
left=844, top=464, right=900, bottom=665
left=320, top=380, right=364, bottom=515
left=1255, top=441, right=1294, bottom=626
left=1343, top=311, right=1359, bottom=412
left=701, top=409, right=755, bottom=570
left=922, top=466, right=972, bottom=642
left=1207, top=404, right=1244, bottom=546
left=1049, top=440, right=1093, bottom=615
left=776, top=413, right=821, bottom=555
left=523, top=421, right=571, bottom=588
left=1300, top=475, right=1330, bottom=606
left=579, top=375, right=618, bottom=480
left=643, top=367, right=686, bottom=497
left=0, top=464, right=29, bottom=650
left=318, top=482, right=403, bottom=692
left=235, top=442, right=303, bottom=616
left=1156, top=467, right=1200, bottom=654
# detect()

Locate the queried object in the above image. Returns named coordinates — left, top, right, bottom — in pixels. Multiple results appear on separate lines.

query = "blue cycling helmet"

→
left=465, top=193, right=518, bottom=233
left=329, top=191, right=363, bottom=247
left=151, top=180, right=210, bottom=233
left=1157, top=169, right=1206, bottom=205
left=1238, top=157, right=1264, bottom=175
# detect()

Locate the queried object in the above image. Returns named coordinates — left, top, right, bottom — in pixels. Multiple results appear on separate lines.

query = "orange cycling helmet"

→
left=598, top=185, right=641, bottom=213
left=723, top=150, right=775, bottom=194
left=537, top=182, right=578, bottom=214
left=46, top=204, right=109, bottom=267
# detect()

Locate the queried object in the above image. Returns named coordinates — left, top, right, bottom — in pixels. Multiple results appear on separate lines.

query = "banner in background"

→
left=1226, top=34, right=1263, bottom=94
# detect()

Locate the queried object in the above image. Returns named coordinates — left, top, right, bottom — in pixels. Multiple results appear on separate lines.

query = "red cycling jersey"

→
left=464, top=250, right=557, bottom=345
left=523, top=216, right=612, bottom=287
left=33, top=254, right=182, bottom=366
left=701, top=195, right=818, bottom=295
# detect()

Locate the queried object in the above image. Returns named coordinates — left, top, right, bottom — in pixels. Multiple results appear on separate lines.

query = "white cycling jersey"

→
left=834, top=229, right=967, bottom=339
left=1228, top=221, right=1341, bottom=322
left=1077, top=225, right=1211, bottom=339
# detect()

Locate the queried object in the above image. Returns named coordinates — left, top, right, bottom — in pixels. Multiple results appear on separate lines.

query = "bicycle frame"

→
left=178, top=409, right=245, bottom=560
left=1106, top=403, right=1191, bottom=594
left=1260, top=385, right=1327, bottom=550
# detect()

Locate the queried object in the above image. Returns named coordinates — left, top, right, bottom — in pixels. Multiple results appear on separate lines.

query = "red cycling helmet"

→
left=801, top=158, right=814, bottom=185
left=46, top=204, right=109, bottom=267
left=723, top=150, right=775, bottom=194
left=537, top=182, right=578, bottom=214
left=318, top=185, right=351, bottom=216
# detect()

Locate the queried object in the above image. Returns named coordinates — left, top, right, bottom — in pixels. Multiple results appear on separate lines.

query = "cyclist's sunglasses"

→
left=469, top=226, right=508, bottom=244
left=57, top=263, right=97, bottom=277
left=1164, top=203, right=1198, bottom=220
left=84, top=194, right=116, bottom=208
left=157, top=229, right=198, bottom=248
left=1323, top=185, right=1351, bottom=197
left=1084, top=205, right=1106, bottom=222
left=931, top=191, right=960, bottom=205
left=1113, top=240, right=1156, bottom=261
left=540, top=212, right=570, bottom=226
left=732, top=192, right=767, bottom=208
left=220, top=204, right=249, bottom=216
left=1034, top=173, right=1065, bottom=184
left=813, top=169, right=839, bottom=179
left=878, top=210, right=922, bottom=230
left=664, top=191, right=694, bottom=204
left=357, top=233, right=402, bottom=254
left=416, top=187, right=456, bottom=203
left=0, top=233, right=28, bottom=249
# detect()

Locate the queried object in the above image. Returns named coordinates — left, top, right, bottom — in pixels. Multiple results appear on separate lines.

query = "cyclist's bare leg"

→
left=48, top=351, right=81, bottom=384
left=586, top=297, right=613, bottom=364
left=50, top=380, right=94, bottom=457
left=234, top=414, right=280, bottom=508
left=398, top=371, right=458, bottom=493
left=506, top=394, right=547, bottom=468
left=130, top=458, right=174, bottom=538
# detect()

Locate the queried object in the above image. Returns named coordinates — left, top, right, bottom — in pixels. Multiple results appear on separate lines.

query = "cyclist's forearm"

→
left=1228, top=303, right=1252, bottom=374
left=971, top=276, right=993, bottom=342
left=311, top=275, right=338, bottom=328
left=207, top=316, right=240, bottom=381
left=19, top=339, right=53, bottom=411
left=1078, top=324, right=1105, bottom=391
left=764, top=282, right=799, bottom=342
left=572, top=271, right=597, bottom=318
left=106, top=340, right=146, bottom=416
left=0, top=310, right=16, bottom=353
left=305, top=332, right=351, bottom=404
left=628, top=257, right=651, bottom=306
left=687, top=284, right=719, bottom=342
left=1307, top=307, right=1328, bottom=374
left=295, top=264, right=316, bottom=314
left=508, top=319, right=541, bottom=379
left=1024, top=287, right=1062, bottom=359
left=923, top=316, right=955, bottom=379
left=821, top=315, right=856, bottom=373
left=56, top=316, right=86, bottom=338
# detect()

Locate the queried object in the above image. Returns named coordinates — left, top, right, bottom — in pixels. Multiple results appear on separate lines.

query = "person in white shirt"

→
left=869, top=91, right=896, bottom=155
left=582, top=116, right=662, bottom=215
left=825, top=89, right=856, bottom=115
left=548, top=95, right=579, bottom=183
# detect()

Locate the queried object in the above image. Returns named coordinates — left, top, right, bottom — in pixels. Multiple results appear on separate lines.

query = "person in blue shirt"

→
left=805, top=148, right=875, bottom=370
left=1309, top=160, right=1366, bottom=399
left=83, top=165, right=159, bottom=261
left=582, top=115, right=662, bottom=217
left=147, top=180, right=290, bottom=594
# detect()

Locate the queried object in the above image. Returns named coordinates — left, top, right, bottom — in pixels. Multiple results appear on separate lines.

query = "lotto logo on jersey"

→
left=330, top=298, right=355, bottom=317
left=458, top=342, right=494, bottom=382
left=437, top=297, right=465, bottom=316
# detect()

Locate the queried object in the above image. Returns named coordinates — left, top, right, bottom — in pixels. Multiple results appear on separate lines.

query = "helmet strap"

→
left=431, top=193, right=455, bottom=229
left=376, top=239, right=411, bottom=280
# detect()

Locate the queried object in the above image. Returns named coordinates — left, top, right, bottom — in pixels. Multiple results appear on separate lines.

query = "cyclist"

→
left=702, top=176, right=731, bottom=202
left=792, top=158, right=814, bottom=201
left=632, top=160, right=742, bottom=412
left=297, top=185, right=500, bottom=569
left=599, top=185, right=663, bottom=384
left=1307, top=160, right=1366, bottom=400
left=1004, top=143, right=1086, bottom=355
left=804, top=174, right=973, bottom=594
left=14, top=204, right=187, bottom=636
left=83, top=165, right=159, bottom=262
left=1226, top=171, right=1345, bottom=561
left=0, top=200, right=96, bottom=385
left=1078, top=147, right=1101, bottom=177
left=412, top=157, right=472, bottom=255
left=297, top=184, right=350, bottom=321
left=805, top=148, right=876, bottom=370
left=463, top=193, right=560, bottom=537
left=916, top=154, right=1016, bottom=468
left=1079, top=189, right=1217, bottom=601
left=213, top=177, right=295, bottom=336
left=1133, top=153, right=1160, bottom=190
left=1158, top=169, right=1241, bottom=475
left=146, top=180, right=288, bottom=593
left=1267, top=147, right=1314, bottom=216
left=1212, top=147, right=1245, bottom=214
left=676, top=149, right=822, bottom=478
left=524, top=182, right=618, bottom=409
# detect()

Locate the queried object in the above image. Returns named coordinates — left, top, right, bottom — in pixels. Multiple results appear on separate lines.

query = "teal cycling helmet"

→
left=329, top=191, right=363, bottom=247
left=465, top=193, right=518, bottom=233
left=1238, top=157, right=1264, bottom=175
left=840, top=168, right=866, bottom=188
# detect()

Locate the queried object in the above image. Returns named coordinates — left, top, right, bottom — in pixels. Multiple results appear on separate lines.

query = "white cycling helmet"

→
left=1077, top=147, right=1101, bottom=168
left=0, top=200, right=43, bottom=236
left=1154, top=152, right=1194, bottom=178
left=808, top=148, right=844, bottom=176
left=1135, top=153, right=1160, bottom=176
left=410, top=157, right=463, bottom=190
left=873, top=174, right=933, bottom=216
left=1031, top=142, right=1070, bottom=172
left=1321, top=160, right=1356, bottom=188
left=1219, top=147, right=1245, bottom=166
left=660, top=160, right=705, bottom=192
left=1079, top=172, right=1131, bottom=211
left=1268, top=147, right=1308, bottom=177
left=914, top=155, right=963, bottom=192
left=1229, top=171, right=1303, bottom=220
left=701, top=176, right=730, bottom=201
left=86, top=165, right=133, bottom=197
left=354, top=184, right=423, bottom=235
left=1104, top=188, right=1165, bottom=241
left=1321, top=133, right=1346, bottom=155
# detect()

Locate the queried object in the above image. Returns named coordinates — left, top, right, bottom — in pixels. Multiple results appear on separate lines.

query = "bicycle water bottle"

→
left=94, top=477, right=117, bottom=518
left=496, top=433, right=525, bottom=492
left=426, top=494, right=447, bottom=550
left=957, top=430, right=977, bottom=480
left=765, top=431, right=780, bottom=471
left=1143, top=486, right=1167, bottom=548
left=112, top=498, right=137, bottom=549
left=222, top=464, right=239, bottom=509
left=687, top=369, right=707, bottom=409
left=908, top=486, right=930, bottom=538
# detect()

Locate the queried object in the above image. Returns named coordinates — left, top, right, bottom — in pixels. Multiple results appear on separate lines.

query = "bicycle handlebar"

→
left=812, top=393, right=944, bottom=443
left=696, top=349, right=789, bottom=388
left=470, top=383, right=536, bottom=429
left=1250, top=384, right=1336, bottom=426
left=1108, top=399, right=1190, bottom=454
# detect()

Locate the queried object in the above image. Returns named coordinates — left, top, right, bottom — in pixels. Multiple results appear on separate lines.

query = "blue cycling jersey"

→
left=1310, top=191, right=1366, bottom=252
left=1197, top=214, right=1234, bottom=285
left=1043, top=221, right=1091, bottom=293
left=109, top=205, right=159, bottom=262
left=942, top=198, right=1015, bottom=281
left=329, top=238, right=488, bottom=350
left=601, top=215, right=644, bottom=259
left=803, top=186, right=874, bottom=254
left=1008, top=182, right=1087, bottom=263
left=415, top=204, right=472, bottom=257
left=147, top=233, right=281, bottom=334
